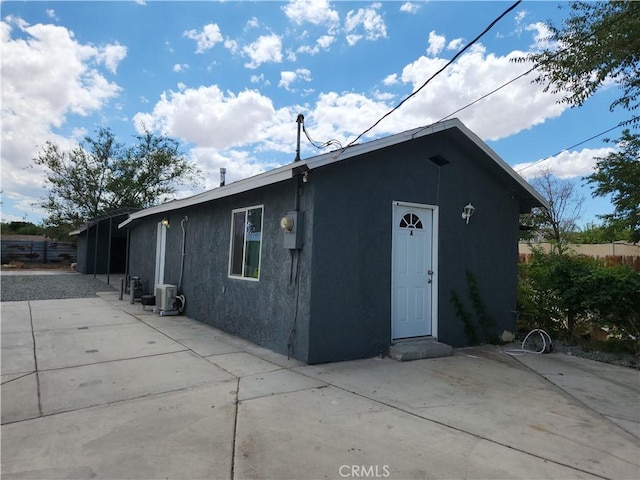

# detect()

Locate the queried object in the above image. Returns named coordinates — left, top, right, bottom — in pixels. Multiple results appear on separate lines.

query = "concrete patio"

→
left=2, top=291, right=639, bottom=479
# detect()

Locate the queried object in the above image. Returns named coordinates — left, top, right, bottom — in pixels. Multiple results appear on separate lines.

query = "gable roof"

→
left=119, top=118, right=547, bottom=228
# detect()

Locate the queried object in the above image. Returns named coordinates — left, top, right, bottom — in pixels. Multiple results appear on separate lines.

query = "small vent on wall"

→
left=429, top=154, right=449, bottom=166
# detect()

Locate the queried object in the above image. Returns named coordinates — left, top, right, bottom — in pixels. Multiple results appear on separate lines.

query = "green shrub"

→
left=518, top=247, right=640, bottom=347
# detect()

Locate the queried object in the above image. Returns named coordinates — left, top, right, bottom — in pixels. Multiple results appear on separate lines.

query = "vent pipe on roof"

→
left=294, top=113, right=304, bottom=162
left=220, top=168, right=226, bottom=187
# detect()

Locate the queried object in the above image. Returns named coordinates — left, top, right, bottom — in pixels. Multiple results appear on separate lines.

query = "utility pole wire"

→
left=436, top=2, right=640, bottom=124
left=516, top=117, right=637, bottom=174
left=343, top=0, right=522, bottom=149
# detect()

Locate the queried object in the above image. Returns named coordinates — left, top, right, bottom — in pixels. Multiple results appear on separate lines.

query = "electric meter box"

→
left=283, top=211, right=304, bottom=250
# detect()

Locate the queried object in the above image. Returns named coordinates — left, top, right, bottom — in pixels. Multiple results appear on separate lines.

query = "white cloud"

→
left=447, top=38, right=464, bottom=51
left=245, top=17, right=259, bottom=30
left=173, top=63, right=189, bottom=72
left=133, top=85, right=276, bottom=149
left=383, top=73, right=398, bottom=86
left=297, top=34, right=335, bottom=55
left=134, top=30, right=575, bottom=171
left=311, top=91, right=391, bottom=143
left=0, top=17, right=123, bottom=218
left=344, top=3, right=387, bottom=45
left=224, top=38, right=239, bottom=54
left=514, top=147, right=616, bottom=180
left=188, top=147, right=278, bottom=191
left=282, top=0, right=340, bottom=30
left=46, top=9, right=57, bottom=19
left=243, top=34, right=283, bottom=69
left=184, top=23, right=223, bottom=53
left=427, top=31, right=446, bottom=56
left=345, top=34, right=362, bottom=47
left=526, top=22, right=557, bottom=51
left=395, top=41, right=568, bottom=141
left=317, top=35, right=335, bottom=49
left=400, top=3, right=419, bottom=14
left=279, top=68, right=312, bottom=90
left=97, top=42, right=127, bottom=74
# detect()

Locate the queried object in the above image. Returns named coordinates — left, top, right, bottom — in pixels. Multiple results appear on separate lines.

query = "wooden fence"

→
left=1, top=239, right=77, bottom=265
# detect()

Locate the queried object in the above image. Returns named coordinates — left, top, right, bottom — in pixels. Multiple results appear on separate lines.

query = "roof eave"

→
left=118, top=164, right=296, bottom=228
left=118, top=118, right=549, bottom=227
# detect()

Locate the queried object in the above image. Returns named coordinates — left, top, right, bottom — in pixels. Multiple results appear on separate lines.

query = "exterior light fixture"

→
left=161, top=218, right=170, bottom=228
left=461, top=203, right=475, bottom=224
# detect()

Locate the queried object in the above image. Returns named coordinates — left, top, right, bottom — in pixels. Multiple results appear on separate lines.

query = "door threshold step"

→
left=389, top=340, right=452, bottom=362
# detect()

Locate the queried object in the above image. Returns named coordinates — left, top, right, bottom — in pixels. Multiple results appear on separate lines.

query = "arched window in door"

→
left=399, top=212, right=423, bottom=229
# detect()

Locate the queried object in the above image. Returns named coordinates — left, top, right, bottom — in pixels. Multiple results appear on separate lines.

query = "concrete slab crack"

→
left=27, top=301, right=43, bottom=417
left=230, top=378, right=240, bottom=480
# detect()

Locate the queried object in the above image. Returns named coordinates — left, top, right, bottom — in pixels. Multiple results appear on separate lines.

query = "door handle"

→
left=427, top=270, right=433, bottom=275
left=427, top=279, right=432, bottom=284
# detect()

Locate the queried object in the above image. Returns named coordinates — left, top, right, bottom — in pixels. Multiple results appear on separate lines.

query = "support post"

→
left=93, top=221, right=99, bottom=279
left=106, top=217, right=113, bottom=286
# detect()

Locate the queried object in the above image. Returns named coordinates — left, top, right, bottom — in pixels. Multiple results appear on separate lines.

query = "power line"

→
left=435, top=1, right=640, bottom=125
left=516, top=118, right=636, bottom=174
left=436, top=66, right=536, bottom=123
left=301, top=119, right=342, bottom=150
left=343, top=0, right=522, bottom=149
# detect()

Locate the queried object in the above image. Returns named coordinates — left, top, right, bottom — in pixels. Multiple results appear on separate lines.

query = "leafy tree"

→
left=0, top=221, right=44, bottom=236
left=585, top=130, right=640, bottom=242
left=525, top=169, right=584, bottom=254
left=521, top=1, right=640, bottom=242
left=35, top=128, right=201, bottom=228
left=567, top=222, right=633, bottom=244
left=524, top=1, right=640, bottom=116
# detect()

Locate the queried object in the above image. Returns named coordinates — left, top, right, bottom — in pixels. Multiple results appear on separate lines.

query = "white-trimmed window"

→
left=229, top=205, right=264, bottom=280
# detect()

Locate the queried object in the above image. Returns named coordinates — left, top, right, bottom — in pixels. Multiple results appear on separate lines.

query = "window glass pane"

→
left=230, top=211, right=245, bottom=275
left=400, top=212, right=423, bottom=229
left=244, top=207, right=262, bottom=278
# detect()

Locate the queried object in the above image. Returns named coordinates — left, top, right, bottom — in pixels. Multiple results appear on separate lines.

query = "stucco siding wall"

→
left=125, top=179, right=313, bottom=362
left=307, top=133, right=522, bottom=362
left=436, top=141, right=521, bottom=347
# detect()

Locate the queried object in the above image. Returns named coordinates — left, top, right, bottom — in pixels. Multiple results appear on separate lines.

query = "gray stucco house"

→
left=119, top=119, right=546, bottom=364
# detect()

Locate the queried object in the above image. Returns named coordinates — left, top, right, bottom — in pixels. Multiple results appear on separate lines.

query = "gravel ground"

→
left=1, top=272, right=116, bottom=302
left=508, top=334, right=639, bottom=370
left=552, top=340, right=639, bottom=370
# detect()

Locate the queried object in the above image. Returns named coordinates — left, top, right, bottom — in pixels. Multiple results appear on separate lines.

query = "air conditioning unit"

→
left=155, top=284, right=177, bottom=311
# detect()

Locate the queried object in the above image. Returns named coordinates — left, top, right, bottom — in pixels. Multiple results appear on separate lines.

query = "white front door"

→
left=392, top=203, right=435, bottom=339
left=154, top=222, right=167, bottom=287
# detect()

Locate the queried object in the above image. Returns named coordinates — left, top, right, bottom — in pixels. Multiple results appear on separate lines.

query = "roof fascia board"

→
left=119, top=165, right=294, bottom=228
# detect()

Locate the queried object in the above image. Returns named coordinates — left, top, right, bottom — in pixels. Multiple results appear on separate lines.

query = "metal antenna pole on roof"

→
left=294, top=114, right=304, bottom=162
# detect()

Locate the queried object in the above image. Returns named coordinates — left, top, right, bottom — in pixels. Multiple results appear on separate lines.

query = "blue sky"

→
left=1, top=1, right=629, bottom=227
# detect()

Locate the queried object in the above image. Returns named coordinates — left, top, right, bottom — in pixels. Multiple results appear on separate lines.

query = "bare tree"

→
left=528, top=169, right=584, bottom=254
